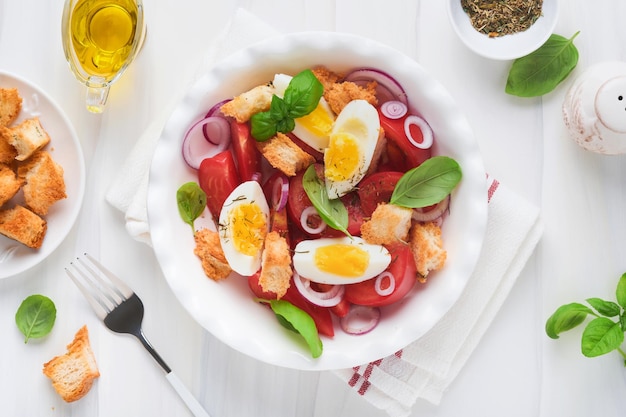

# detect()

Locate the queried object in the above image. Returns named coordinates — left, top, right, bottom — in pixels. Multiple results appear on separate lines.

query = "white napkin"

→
left=106, top=9, right=543, bottom=417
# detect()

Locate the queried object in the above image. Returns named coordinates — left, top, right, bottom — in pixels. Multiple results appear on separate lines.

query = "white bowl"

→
left=148, top=32, right=487, bottom=370
left=447, top=0, right=560, bottom=60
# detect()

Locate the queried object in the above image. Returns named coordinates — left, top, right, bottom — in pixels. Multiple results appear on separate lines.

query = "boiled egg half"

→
left=272, top=73, right=336, bottom=152
left=324, top=99, right=381, bottom=199
left=293, top=236, right=391, bottom=285
left=218, top=180, right=270, bottom=276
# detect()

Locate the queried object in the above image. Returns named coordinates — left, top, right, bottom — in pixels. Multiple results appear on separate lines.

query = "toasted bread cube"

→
left=256, top=133, right=316, bottom=176
left=258, top=231, right=292, bottom=298
left=220, top=84, right=274, bottom=123
left=0, top=88, right=22, bottom=127
left=0, top=164, right=23, bottom=206
left=4, top=117, right=51, bottom=161
left=360, top=203, right=413, bottom=245
left=43, top=326, right=100, bottom=403
left=0, top=127, right=18, bottom=164
left=194, top=228, right=232, bottom=280
left=0, top=205, right=47, bottom=248
left=18, top=151, right=66, bottom=216
left=408, top=221, right=447, bottom=279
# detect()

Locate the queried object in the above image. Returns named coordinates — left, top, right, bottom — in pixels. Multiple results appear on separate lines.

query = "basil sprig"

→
left=546, top=272, right=626, bottom=363
left=390, top=156, right=462, bottom=208
left=251, top=69, right=324, bottom=141
left=302, top=165, right=350, bottom=236
left=506, top=32, right=580, bottom=98
left=15, top=294, right=57, bottom=343
left=266, top=299, right=323, bottom=358
left=177, top=182, right=207, bottom=234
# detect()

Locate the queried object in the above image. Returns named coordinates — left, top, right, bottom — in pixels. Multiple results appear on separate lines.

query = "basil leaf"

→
left=545, top=302, right=593, bottom=339
left=505, top=32, right=580, bottom=98
left=15, top=294, right=56, bottom=343
left=302, top=165, right=350, bottom=236
left=284, top=69, right=324, bottom=118
left=176, top=182, right=207, bottom=233
left=269, top=299, right=323, bottom=358
left=616, top=272, right=626, bottom=309
left=586, top=298, right=621, bottom=318
left=581, top=317, right=624, bottom=357
left=250, top=111, right=278, bottom=141
left=390, top=156, right=462, bottom=209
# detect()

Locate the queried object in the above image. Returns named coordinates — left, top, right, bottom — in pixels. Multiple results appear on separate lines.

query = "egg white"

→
left=324, top=99, right=381, bottom=199
left=218, top=180, right=270, bottom=276
left=292, top=236, right=391, bottom=285
left=272, top=73, right=335, bottom=152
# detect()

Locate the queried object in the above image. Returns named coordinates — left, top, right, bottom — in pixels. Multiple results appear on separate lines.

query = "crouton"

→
left=2, top=117, right=51, bottom=161
left=324, top=81, right=378, bottom=115
left=193, top=228, right=232, bottom=280
left=220, top=84, right=274, bottom=123
left=408, top=222, right=447, bottom=279
left=0, top=205, right=47, bottom=248
left=0, top=127, right=17, bottom=164
left=258, top=231, right=292, bottom=298
left=0, top=88, right=22, bottom=127
left=17, top=151, right=66, bottom=216
left=360, top=203, right=413, bottom=245
left=256, top=132, right=316, bottom=176
left=311, top=66, right=343, bottom=92
left=0, top=164, right=23, bottom=206
left=43, top=326, right=100, bottom=403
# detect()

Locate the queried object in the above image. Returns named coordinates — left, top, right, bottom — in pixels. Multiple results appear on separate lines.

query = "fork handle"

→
left=166, top=371, right=211, bottom=417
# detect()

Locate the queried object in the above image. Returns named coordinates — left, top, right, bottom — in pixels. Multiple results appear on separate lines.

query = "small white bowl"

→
left=447, top=0, right=560, bottom=60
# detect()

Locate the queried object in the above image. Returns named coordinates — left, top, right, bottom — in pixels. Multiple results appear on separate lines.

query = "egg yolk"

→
left=229, top=203, right=267, bottom=256
left=314, top=244, right=370, bottom=277
left=298, top=103, right=334, bottom=139
left=324, top=132, right=361, bottom=181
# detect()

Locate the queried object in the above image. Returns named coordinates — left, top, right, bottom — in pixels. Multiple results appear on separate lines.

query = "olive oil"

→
left=70, top=0, right=139, bottom=80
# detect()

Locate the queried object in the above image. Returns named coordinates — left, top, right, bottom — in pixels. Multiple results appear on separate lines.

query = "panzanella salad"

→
left=176, top=66, right=462, bottom=358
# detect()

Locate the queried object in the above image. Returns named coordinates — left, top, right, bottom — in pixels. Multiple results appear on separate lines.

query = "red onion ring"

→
left=380, top=101, right=407, bottom=120
left=271, top=174, right=289, bottom=211
left=300, top=206, right=327, bottom=235
left=374, top=272, right=396, bottom=296
left=404, top=115, right=433, bottom=150
left=182, top=116, right=231, bottom=169
left=340, top=305, right=381, bottom=335
left=203, top=99, right=231, bottom=143
left=344, top=68, right=408, bottom=105
left=412, top=195, right=450, bottom=222
left=293, top=271, right=345, bottom=307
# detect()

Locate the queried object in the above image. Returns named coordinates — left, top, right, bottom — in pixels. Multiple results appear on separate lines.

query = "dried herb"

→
left=461, top=0, right=543, bottom=37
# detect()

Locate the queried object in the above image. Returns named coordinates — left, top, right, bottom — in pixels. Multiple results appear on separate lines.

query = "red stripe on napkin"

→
left=348, top=177, right=498, bottom=398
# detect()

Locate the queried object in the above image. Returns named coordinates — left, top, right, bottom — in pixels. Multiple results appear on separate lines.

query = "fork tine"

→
left=83, top=253, right=134, bottom=299
left=65, top=265, right=110, bottom=320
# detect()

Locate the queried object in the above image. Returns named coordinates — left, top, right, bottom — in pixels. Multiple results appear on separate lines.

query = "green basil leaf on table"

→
left=269, top=299, right=323, bottom=358
left=302, top=165, right=350, bottom=236
left=545, top=302, right=594, bottom=339
left=390, top=156, right=462, bottom=209
left=615, top=272, right=626, bottom=309
left=586, top=297, right=621, bottom=318
left=581, top=317, right=624, bottom=357
left=176, top=182, right=207, bottom=234
left=505, top=32, right=580, bottom=98
left=15, top=294, right=57, bottom=343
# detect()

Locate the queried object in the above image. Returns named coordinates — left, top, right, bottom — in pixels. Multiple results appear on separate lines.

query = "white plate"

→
left=148, top=32, right=487, bottom=370
left=447, top=0, right=559, bottom=60
left=0, top=72, right=85, bottom=279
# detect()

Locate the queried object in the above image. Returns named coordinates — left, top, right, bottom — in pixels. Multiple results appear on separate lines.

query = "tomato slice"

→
left=230, top=121, right=262, bottom=181
left=197, top=150, right=241, bottom=221
left=344, top=242, right=417, bottom=307
left=357, top=171, right=404, bottom=217
left=378, top=108, right=431, bottom=169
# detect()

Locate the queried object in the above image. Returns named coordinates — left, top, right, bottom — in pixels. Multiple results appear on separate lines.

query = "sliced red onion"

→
left=182, top=116, right=231, bottom=169
left=203, top=99, right=231, bottom=143
left=340, top=305, right=381, bottom=335
left=381, top=101, right=407, bottom=120
left=251, top=172, right=262, bottom=184
left=300, top=206, right=327, bottom=235
left=412, top=195, right=450, bottom=222
left=293, top=271, right=345, bottom=307
left=344, top=68, right=408, bottom=105
left=374, top=272, right=396, bottom=296
left=404, top=115, right=434, bottom=150
left=271, top=174, right=289, bottom=211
